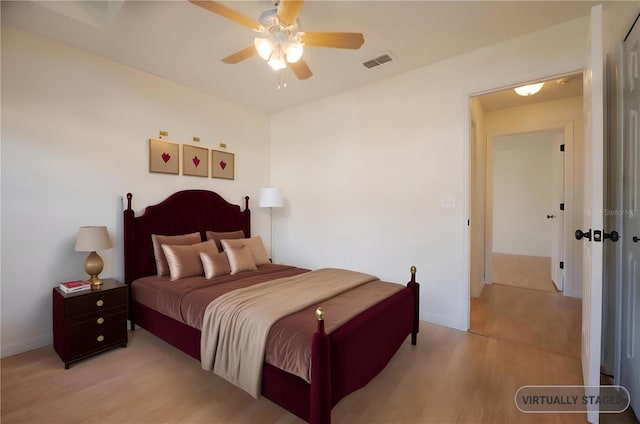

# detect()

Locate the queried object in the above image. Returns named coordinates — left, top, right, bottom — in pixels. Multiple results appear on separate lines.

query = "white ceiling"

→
left=2, top=1, right=598, bottom=114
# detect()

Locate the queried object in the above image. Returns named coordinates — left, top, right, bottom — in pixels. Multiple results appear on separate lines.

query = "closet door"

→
left=621, top=15, right=640, bottom=419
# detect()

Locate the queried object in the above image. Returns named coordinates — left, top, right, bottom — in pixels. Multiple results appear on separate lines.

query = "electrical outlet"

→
left=442, top=197, right=456, bottom=208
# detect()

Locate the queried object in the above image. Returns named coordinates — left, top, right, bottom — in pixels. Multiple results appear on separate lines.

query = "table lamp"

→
left=75, top=226, right=112, bottom=288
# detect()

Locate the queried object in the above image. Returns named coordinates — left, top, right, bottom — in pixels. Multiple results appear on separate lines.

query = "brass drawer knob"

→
left=97, top=335, right=104, bottom=342
left=97, top=317, right=104, bottom=324
left=96, top=300, right=104, bottom=307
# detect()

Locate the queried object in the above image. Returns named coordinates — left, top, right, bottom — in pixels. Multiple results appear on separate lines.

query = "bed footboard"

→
left=307, top=267, right=420, bottom=424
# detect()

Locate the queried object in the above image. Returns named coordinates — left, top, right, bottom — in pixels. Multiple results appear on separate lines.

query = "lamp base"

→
left=84, top=251, right=104, bottom=289
left=88, top=275, right=102, bottom=288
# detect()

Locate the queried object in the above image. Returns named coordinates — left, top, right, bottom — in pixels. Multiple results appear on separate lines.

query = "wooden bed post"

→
left=407, top=266, right=419, bottom=345
left=124, top=193, right=135, bottom=284
left=244, top=196, right=251, bottom=237
left=124, top=193, right=136, bottom=331
left=310, top=307, right=331, bottom=424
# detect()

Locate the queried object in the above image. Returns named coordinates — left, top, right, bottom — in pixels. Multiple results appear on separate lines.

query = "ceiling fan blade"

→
left=189, top=0, right=261, bottom=30
left=300, top=32, right=364, bottom=49
left=222, top=45, right=257, bottom=64
left=289, top=59, right=313, bottom=80
left=277, top=0, right=304, bottom=26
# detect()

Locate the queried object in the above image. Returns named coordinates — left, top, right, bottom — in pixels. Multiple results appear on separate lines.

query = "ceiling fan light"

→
left=268, top=55, right=286, bottom=70
left=285, top=43, right=303, bottom=63
left=514, top=82, right=544, bottom=96
left=254, top=37, right=274, bottom=61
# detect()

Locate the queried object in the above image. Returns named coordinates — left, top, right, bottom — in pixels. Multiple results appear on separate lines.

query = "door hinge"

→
left=560, top=261, right=564, bottom=269
left=560, top=144, right=565, bottom=152
left=467, top=219, right=470, bottom=226
left=560, top=203, right=565, bottom=211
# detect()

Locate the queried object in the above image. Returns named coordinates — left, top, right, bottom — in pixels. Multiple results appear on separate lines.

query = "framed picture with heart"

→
left=183, top=144, right=209, bottom=177
left=211, top=150, right=235, bottom=180
left=149, top=138, right=179, bottom=175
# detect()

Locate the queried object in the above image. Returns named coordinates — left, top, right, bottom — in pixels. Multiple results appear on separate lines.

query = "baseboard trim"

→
left=1, top=333, right=52, bottom=359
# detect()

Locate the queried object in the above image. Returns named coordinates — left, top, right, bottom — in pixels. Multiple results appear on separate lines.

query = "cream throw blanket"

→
left=200, top=268, right=378, bottom=398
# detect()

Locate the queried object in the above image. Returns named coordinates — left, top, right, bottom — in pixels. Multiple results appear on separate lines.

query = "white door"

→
left=621, top=17, right=640, bottom=419
left=551, top=133, right=565, bottom=291
left=581, top=5, right=604, bottom=424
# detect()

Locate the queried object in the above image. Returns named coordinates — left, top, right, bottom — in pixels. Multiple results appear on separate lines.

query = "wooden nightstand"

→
left=52, top=278, right=128, bottom=369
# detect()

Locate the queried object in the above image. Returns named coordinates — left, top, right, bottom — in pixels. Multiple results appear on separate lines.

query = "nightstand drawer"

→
left=70, top=310, right=128, bottom=333
left=68, top=311, right=127, bottom=357
left=66, top=288, right=127, bottom=319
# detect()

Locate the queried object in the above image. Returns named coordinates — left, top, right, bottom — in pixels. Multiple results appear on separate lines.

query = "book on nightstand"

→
left=59, top=280, right=91, bottom=294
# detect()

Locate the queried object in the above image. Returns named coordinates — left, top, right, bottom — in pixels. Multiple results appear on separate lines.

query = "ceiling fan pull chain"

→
left=278, top=69, right=287, bottom=89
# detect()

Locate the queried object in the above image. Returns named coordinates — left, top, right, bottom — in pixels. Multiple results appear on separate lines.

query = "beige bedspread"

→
left=200, top=268, right=378, bottom=398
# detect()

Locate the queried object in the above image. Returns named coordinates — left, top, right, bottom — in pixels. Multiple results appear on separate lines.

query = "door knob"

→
left=603, top=231, right=620, bottom=242
left=575, top=229, right=592, bottom=241
left=633, top=236, right=639, bottom=243
left=547, top=214, right=555, bottom=219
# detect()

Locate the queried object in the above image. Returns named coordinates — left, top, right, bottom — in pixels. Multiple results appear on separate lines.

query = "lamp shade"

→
left=259, top=187, right=283, bottom=208
left=75, top=226, right=113, bottom=252
left=254, top=37, right=274, bottom=61
left=285, top=43, right=304, bottom=63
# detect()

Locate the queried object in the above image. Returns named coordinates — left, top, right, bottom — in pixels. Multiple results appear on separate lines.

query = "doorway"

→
left=468, top=74, right=583, bottom=357
left=491, top=129, right=564, bottom=293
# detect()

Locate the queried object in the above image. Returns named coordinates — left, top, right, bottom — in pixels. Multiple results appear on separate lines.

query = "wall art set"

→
left=149, top=138, right=234, bottom=180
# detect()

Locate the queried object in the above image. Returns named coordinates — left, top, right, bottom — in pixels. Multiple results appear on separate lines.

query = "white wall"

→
left=271, top=17, right=590, bottom=330
left=492, top=131, right=556, bottom=257
left=0, top=27, right=271, bottom=357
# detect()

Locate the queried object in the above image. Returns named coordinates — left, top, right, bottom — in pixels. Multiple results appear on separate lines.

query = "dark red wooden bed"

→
left=123, top=189, right=419, bottom=424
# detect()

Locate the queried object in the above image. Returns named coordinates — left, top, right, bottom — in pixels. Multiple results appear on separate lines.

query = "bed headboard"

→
left=123, top=190, right=250, bottom=283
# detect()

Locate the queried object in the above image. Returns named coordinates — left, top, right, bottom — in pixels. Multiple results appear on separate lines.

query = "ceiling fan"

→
left=189, top=0, right=365, bottom=80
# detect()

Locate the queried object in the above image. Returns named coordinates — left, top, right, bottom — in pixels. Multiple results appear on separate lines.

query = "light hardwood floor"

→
left=470, top=283, right=582, bottom=358
left=470, top=255, right=637, bottom=423
left=2, top=322, right=593, bottom=424
left=492, top=253, right=557, bottom=292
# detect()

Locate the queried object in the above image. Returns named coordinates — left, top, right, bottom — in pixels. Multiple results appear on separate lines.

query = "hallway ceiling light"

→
left=514, top=82, right=544, bottom=96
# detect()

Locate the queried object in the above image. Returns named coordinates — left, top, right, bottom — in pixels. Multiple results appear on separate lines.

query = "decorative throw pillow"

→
left=226, top=246, right=257, bottom=275
left=206, top=230, right=245, bottom=252
left=200, top=251, right=231, bottom=279
left=161, top=240, right=218, bottom=281
left=221, top=236, right=269, bottom=266
left=152, top=232, right=202, bottom=276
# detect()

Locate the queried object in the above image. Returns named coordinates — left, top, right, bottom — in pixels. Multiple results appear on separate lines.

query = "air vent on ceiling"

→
left=363, top=54, right=393, bottom=69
